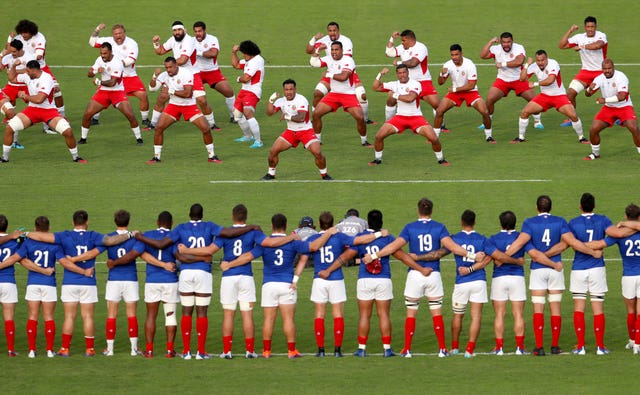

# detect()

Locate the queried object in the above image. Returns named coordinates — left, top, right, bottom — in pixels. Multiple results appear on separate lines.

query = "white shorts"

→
left=452, top=280, right=488, bottom=307
left=622, top=276, right=640, bottom=299
left=310, top=278, right=347, bottom=304
left=179, top=270, right=213, bottom=294
left=529, top=268, right=566, bottom=291
left=403, top=270, right=444, bottom=299
left=356, top=278, right=393, bottom=301
left=490, top=276, right=527, bottom=302
left=25, top=284, right=57, bottom=302
left=570, top=267, right=607, bottom=295
left=61, top=285, right=98, bottom=304
left=261, top=282, right=296, bottom=307
left=0, top=283, right=18, bottom=304
left=105, top=281, right=139, bottom=303
left=220, top=275, right=256, bottom=305
left=145, top=282, right=180, bottom=303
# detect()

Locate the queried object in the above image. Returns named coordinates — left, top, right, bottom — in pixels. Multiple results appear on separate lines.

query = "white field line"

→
left=209, top=179, right=551, bottom=184
left=48, top=63, right=640, bottom=69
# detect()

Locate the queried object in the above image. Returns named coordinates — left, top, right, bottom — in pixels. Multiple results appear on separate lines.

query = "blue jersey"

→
left=308, top=232, right=355, bottom=281
left=351, top=231, right=395, bottom=280
left=169, top=220, right=223, bottom=273
left=606, top=233, right=640, bottom=276
left=143, top=228, right=178, bottom=284
left=106, top=231, right=146, bottom=281
left=251, top=235, right=309, bottom=284
left=214, top=227, right=266, bottom=277
left=16, top=239, right=64, bottom=287
left=521, top=213, right=570, bottom=270
left=485, top=230, right=525, bottom=278
left=55, top=230, right=106, bottom=286
left=569, top=213, right=612, bottom=270
left=0, top=237, right=20, bottom=284
left=451, top=231, right=487, bottom=284
left=399, top=219, right=450, bottom=272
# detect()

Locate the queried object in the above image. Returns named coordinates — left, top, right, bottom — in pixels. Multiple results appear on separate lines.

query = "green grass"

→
left=2, top=1, right=640, bottom=394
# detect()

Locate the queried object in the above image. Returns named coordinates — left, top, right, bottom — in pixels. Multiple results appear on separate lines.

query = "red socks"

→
left=333, top=317, right=344, bottom=347
left=574, top=311, right=585, bottom=348
left=26, top=319, right=37, bottom=351
left=550, top=315, right=562, bottom=347
left=181, top=315, right=192, bottom=353
left=404, top=317, right=416, bottom=351
left=432, top=315, right=446, bottom=349
left=314, top=318, right=325, bottom=348
left=128, top=316, right=138, bottom=338
left=106, top=318, right=116, bottom=340
left=196, top=317, right=208, bottom=354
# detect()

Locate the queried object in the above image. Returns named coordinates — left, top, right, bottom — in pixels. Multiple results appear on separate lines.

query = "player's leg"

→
left=149, top=113, right=176, bottom=162
left=306, top=140, right=329, bottom=179
left=531, top=289, right=546, bottom=354
left=572, top=286, right=587, bottom=352
left=492, top=299, right=507, bottom=353
left=370, top=123, right=396, bottom=165
left=402, top=298, right=419, bottom=355
left=623, top=295, right=637, bottom=351
left=331, top=301, right=345, bottom=356
left=280, top=302, right=299, bottom=357
left=355, top=84, right=373, bottom=124
left=375, top=299, right=394, bottom=356
left=515, top=101, right=543, bottom=142
left=466, top=302, right=483, bottom=356
left=194, top=292, right=211, bottom=358
left=485, top=86, right=505, bottom=117
left=471, top=98, right=493, bottom=140
left=48, top=117, right=85, bottom=162
left=519, top=89, right=543, bottom=127
left=313, top=81, right=329, bottom=108
left=80, top=302, right=96, bottom=355
left=512, top=300, right=526, bottom=353
left=634, top=296, right=640, bottom=352
left=104, top=300, right=119, bottom=355
left=163, top=300, right=178, bottom=357
left=450, top=311, right=464, bottom=353
left=180, top=291, right=196, bottom=357
left=221, top=305, right=236, bottom=357
left=433, top=99, right=455, bottom=136
left=242, top=106, right=262, bottom=147
left=130, top=90, right=150, bottom=125
left=428, top=297, right=448, bottom=354
left=150, top=90, right=170, bottom=128
left=558, top=104, right=586, bottom=142
left=261, top=306, right=277, bottom=357
left=590, top=296, right=606, bottom=352
left=213, top=80, right=236, bottom=121
left=356, top=298, right=373, bottom=355
left=114, top=100, right=143, bottom=143
left=0, top=98, right=15, bottom=120
left=264, top=136, right=291, bottom=179
left=42, top=301, right=56, bottom=356
left=345, top=105, right=369, bottom=146
left=125, top=301, right=140, bottom=355
left=624, top=119, right=640, bottom=155
left=311, top=102, right=334, bottom=141
left=2, top=113, right=32, bottom=162
left=195, top=94, right=217, bottom=130
left=145, top=301, right=160, bottom=356
left=240, top=302, right=256, bottom=357
left=586, top=119, right=608, bottom=159
left=561, top=80, right=586, bottom=126
left=548, top=290, right=563, bottom=353
left=385, top=96, right=397, bottom=121
left=2, top=302, right=16, bottom=356
left=192, top=115, right=218, bottom=162
left=59, top=301, right=78, bottom=354
left=416, top=125, right=449, bottom=164
left=80, top=100, right=106, bottom=143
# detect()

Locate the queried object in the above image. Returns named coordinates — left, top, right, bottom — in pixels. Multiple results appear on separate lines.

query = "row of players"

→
left=1, top=18, right=638, bottom=169
left=1, top=195, right=640, bottom=359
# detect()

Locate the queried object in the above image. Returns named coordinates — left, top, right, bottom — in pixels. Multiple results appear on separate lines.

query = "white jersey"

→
left=316, top=34, right=353, bottom=57
left=442, top=57, right=478, bottom=92
left=238, top=55, right=264, bottom=98
left=91, top=55, right=124, bottom=91
left=319, top=55, right=356, bottom=94
left=273, top=93, right=312, bottom=131
left=567, top=31, right=607, bottom=71
left=593, top=70, right=632, bottom=108
left=526, top=59, right=566, bottom=96
left=390, top=41, right=431, bottom=81
left=2, top=51, right=35, bottom=86
left=17, top=72, right=55, bottom=109
left=336, top=216, right=368, bottom=236
left=94, top=36, right=139, bottom=77
left=489, top=42, right=526, bottom=82
left=162, top=34, right=198, bottom=75
left=195, top=34, right=220, bottom=72
left=16, top=32, right=47, bottom=68
left=382, top=79, right=423, bottom=116
left=166, top=67, right=196, bottom=106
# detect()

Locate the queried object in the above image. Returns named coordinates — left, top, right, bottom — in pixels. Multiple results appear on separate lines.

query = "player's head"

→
left=299, top=216, right=315, bottom=229
left=238, top=40, right=261, bottom=57
left=330, top=41, right=343, bottom=60
left=189, top=203, right=204, bottom=220
left=400, top=29, right=416, bottom=49
left=171, top=21, right=186, bottom=41
left=15, top=19, right=38, bottom=40
left=499, top=211, right=517, bottom=230
left=0, top=215, right=7, bottom=232
left=111, top=24, right=126, bottom=45
left=282, top=79, right=296, bottom=100
left=232, top=204, right=248, bottom=223
left=319, top=211, right=334, bottom=230
left=449, top=44, right=463, bottom=64
left=34, top=216, right=50, bottom=232
left=9, top=39, right=23, bottom=56
left=346, top=208, right=359, bottom=218
left=157, top=211, right=173, bottom=229
left=327, top=22, right=340, bottom=40
left=536, top=195, right=552, bottom=213
left=271, top=213, right=287, bottom=231
left=602, top=59, right=615, bottom=78
left=534, top=50, right=548, bottom=68
left=461, top=209, right=476, bottom=227
left=584, top=16, right=597, bottom=36
left=499, top=32, right=513, bottom=52
left=417, top=197, right=433, bottom=216
left=100, top=42, right=113, bottom=61
left=114, top=209, right=130, bottom=227
left=25, top=60, right=41, bottom=78
left=396, top=64, right=409, bottom=82
left=72, top=210, right=89, bottom=227
left=580, top=192, right=596, bottom=213
left=625, top=204, right=640, bottom=221
left=164, top=56, right=178, bottom=76
left=367, top=210, right=383, bottom=231
left=193, top=21, right=206, bottom=40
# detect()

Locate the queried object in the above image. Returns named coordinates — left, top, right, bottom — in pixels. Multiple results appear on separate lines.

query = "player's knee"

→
left=233, top=108, right=244, bottom=122
left=405, top=297, right=420, bottom=311
left=572, top=292, right=587, bottom=300
left=222, top=302, right=237, bottom=311
left=452, top=303, right=466, bottom=314
left=531, top=295, right=546, bottom=305
left=314, top=83, right=328, bottom=96
left=55, top=119, right=71, bottom=134
left=355, top=86, right=367, bottom=103
left=180, top=295, right=195, bottom=307
left=195, top=296, right=211, bottom=306
left=239, top=301, right=253, bottom=312
left=0, top=102, right=14, bottom=115
left=591, top=293, right=605, bottom=302
left=548, top=293, right=562, bottom=303
left=569, top=80, right=585, bottom=94
left=7, top=116, right=25, bottom=132
left=428, top=297, right=443, bottom=310
left=163, top=303, right=177, bottom=326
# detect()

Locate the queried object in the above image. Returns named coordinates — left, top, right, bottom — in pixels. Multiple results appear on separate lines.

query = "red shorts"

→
left=91, top=89, right=128, bottom=108
left=41, top=65, right=58, bottom=82
left=387, top=115, right=429, bottom=133
left=1, top=84, right=28, bottom=103
left=573, top=69, right=602, bottom=86
left=279, top=128, right=319, bottom=148
left=595, top=105, right=637, bottom=126
left=320, top=92, right=361, bottom=111
left=0, top=90, right=6, bottom=101
left=163, top=103, right=202, bottom=122
left=122, top=76, right=146, bottom=95
left=445, top=91, right=482, bottom=107
left=531, top=93, right=572, bottom=112
left=200, top=70, right=227, bottom=87
left=22, top=106, right=61, bottom=124
left=234, top=90, right=260, bottom=111
left=352, top=71, right=362, bottom=85
left=192, top=73, right=205, bottom=92
left=418, top=80, right=438, bottom=97
left=491, top=78, right=531, bottom=96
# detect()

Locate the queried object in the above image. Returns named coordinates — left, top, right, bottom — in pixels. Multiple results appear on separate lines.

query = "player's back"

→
left=216, top=228, right=265, bottom=277
left=0, top=238, right=20, bottom=281
left=400, top=219, right=449, bottom=272
left=569, top=214, right=611, bottom=269
left=143, top=228, right=178, bottom=283
left=451, top=230, right=487, bottom=284
left=487, top=230, right=524, bottom=277
left=308, top=232, right=353, bottom=280
left=18, top=239, right=61, bottom=286
left=352, top=231, right=394, bottom=279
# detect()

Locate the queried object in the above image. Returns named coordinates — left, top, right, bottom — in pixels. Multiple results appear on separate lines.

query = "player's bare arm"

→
left=67, top=248, right=101, bottom=263
left=261, top=233, right=301, bottom=248
left=480, top=37, right=499, bottom=59
left=177, top=242, right=219, bottom=256
left=308, top=227, right=338, bottom=252
left=394, top=249, right=432, bottom=277
left=596, top=90, right=627, bottom=105
left=230, top=45, right=241, bottom=69
left=504, top=232, right=531, bottom=256
left=0, top=229, right=23, bottom=245
left=459, top=253, right=492, bottom=276
left=219, top=225, right=259, bottom=239
left=0, top=252, right=21, bottom=270
left=362, top=237, right=406, bottom=263
left=152, top=35, right=168, bottom=55
left=134, top=233, right=173, bottom=250
left=220, top=251, right=255, bottom=272
left=545, top=241, right=569, bottom=257
left=305, top=32, right=324, bottom=54
left=174, top=251, right=212, bottom=264
left=372, top=67, right=390, bottom=92
left=59, top=257, right=94, bottom=277
left=107, top=249, right=142, bottom=269
left=88, top=23, right=106, bottom=46
left=606, top=223, right=638, bottom=238
left=490, top=249, right=525, bottom=266
left=318, top=249, right=357, bottom=279
left=141, top=251, right=176, bottom=272
left=449, top=79, right=477, bottom=94
left=442, top=236, right=486, bottom=262
left=437, top=67, right=449, bottom=85
left=412, top=247, right=450, bottom=262
left=290, top=255, right=308, bottom=291
left=558, top=24, right=580, bottom=49
left=26, top=231, right=55, bottom=244
left=562, top=232, right=602, bottom=258
left=353, top=229, right=389, bottom=245
left=528, top=248, right=563, bottom=271
left=20, top=257, right=54, bottom=276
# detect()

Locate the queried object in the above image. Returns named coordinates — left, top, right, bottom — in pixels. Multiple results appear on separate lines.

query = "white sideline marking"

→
left=49, top=63, right=640, bottom=69
left=209, top=179, right=551, bottom=184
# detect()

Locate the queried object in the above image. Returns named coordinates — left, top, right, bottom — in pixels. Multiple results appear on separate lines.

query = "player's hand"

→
left=152, top=35, right=160, bottom=43
left=318, top=269, right=330, bottom=279
left=94, top=77, right=101, bottom=86
left=458, top=266, right=468, bottom=275
left=409, top=253, right=419, bottom=261
left=440, top=67, right=448, bottom=76
left=592, top=249, right=603, bottom=259
left=177, top=243, right=187, bottom=253
left=380, top=229, right=389, bottom=237
left=268, top=92, right=278, bottom=104
left=362, top=253, right=373, bottom=264
left=380, top=67, right=390, bottom=75
left=317, top=43, right=327, bottom=52
left=314, top=32, right=324, bottom=40
left=43, top=268, right=55, bottom=276
left=328, top=226, right=339, bottom=235
left=569, top=24, right=579, bottom=33
left=96, top=23, right=106, bottom=32
left=106, top=259, right=115, bottom=269
left=474, top=252, right=486, bottom=262
left=232, top=44, right=239, bottom=53
left=491, top=36, right=499, bottom=44
left=9, top=229, right=23, bottom=239
left=528, top=81, right=536, bottom=89
left=164, top=262, right=176, bottom=272
left=420, top=267, right=433, bottom=277
left=596, top=98, right=605, bottom=105
left=554, top=262, right=563, bottom=272
left=289, top=282, right=297, bottom=291
left=84, top=267, right=94, bottom=277
left=516, top=257, right=525, bottom=266
left=220, top=261, right=230, bottom=272
left=391, top=31, right=400, bottom=39
left=9, top=32, right=16, bottom=39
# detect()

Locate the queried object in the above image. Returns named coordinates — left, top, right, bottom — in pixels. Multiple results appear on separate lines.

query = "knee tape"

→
left=7, top=116, right=25, bottom=132
left=591, top=293, right=605, bottom=302
left=163, top=303, right=177, bottom=326
left=1, top=102, right=13, bottom=115
left=531, top=296, right=546, bottom=304
left=429, top=297, right=443, bottom=310
left=315, top=82, right=329, bottom=95
left=405, top=297, right=420, bottom=310
left=195, top=296, right=211, bottom=306
left=569, top=80, right=585, bottom=94
left=180, top=295, right=195, bottom=307
left=233, top=108, right=244, bottom=122
left=222, top=303, right=237, bottom=311
left=572, top=292, right=587, bottom=300
left=452, top=303, right=467, bottom=314
left=55, top=118, right=71, bottom=133
left=239, top=301, right=253, bottom=311
left=355, top=86, right=367, bottom=103
left=548, top=293, right=563, bottom=303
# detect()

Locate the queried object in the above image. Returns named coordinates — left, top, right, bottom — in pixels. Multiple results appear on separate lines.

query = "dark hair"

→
left=327, top=21, right=340, bottom=30
left=189, top=203, right=203, bottom=220
left=580, top=193, right=595, bottom=213
left=282, top=79, right=296, bottom=87
left=26, top=60, right=40, bottom=70
left=193, top=21, right=206, bottom=30
left=461, top=209, right=476, bottom=227
left=346, top=208, right=359, bottom=217
left=626, top=204, right=640, bottom=220
left=232, top=204, right=248, bottom=222
left=272, top=213, right=287, bottom=230
left=101, top=42, right=112, bottom=51
left=114, top=209, right=130, bottom=227
left=157, top=211, right=172, bottom=228
left=367, top=210, right=383, bottom=231
left=164, top=56, right=177, bottom=64
left=0, top=215, right=7, bottom=232
left=15, top=20, right=38, bottom=36
left=239, top=40, right=261, bottom=56
left=499, top=211, right=517, bottom=230
left=331, top=41, right=343, bottom=49
left=396, top=64, right=409, bottom=72
left=319, top=211, right=334, bottom=230
left=73, top=210, right=89, bottom=226
left=35, top=216, right=50, bottom=232
left=400, top=29, right=415, bottom=39
left=450, top=44, right=462, bottom=52
left=418, top=198, right=433, bottom=216
left=537, top=195, right=552, bottom=213
left=584, top=16, right=597, bottom=25
left=535, top=49, right=547, bottom=57
left=9, top=39, right=23, bottom=51
left=171, top=20, right=184, bottom=27
left=500, top=32, right=513, bottom=40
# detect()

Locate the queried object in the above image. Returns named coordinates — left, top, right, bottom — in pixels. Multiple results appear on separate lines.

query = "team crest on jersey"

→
left=612, top=82, right=617, bottom=88
left=31, top=43, right=36, bottom=48
left=177, top=79, right=181, bottom=84
left=204, top=44, right=209, bottom=48
left=461, top=71, right=466, bottom=77
left=292, top=105, right=297, bottom=111
left=509, top=53, right=514, bottom=59
left=107, top=66, right=111, bottom=72
left=122, top=45, right=127, bottom=50
left=337, top=65, right=341, bottom=70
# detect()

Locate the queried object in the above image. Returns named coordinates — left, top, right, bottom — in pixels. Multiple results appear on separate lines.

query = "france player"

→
left=0, top=215, right=23, bottom=357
